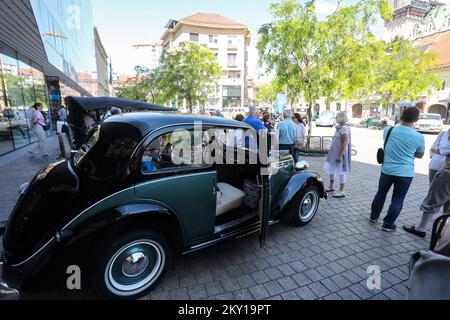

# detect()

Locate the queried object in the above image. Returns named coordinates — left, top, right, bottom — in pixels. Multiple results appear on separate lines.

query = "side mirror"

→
left=295, top=160, right=310, bottom=171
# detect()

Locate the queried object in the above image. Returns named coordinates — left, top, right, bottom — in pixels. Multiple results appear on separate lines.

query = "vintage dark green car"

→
left=0, top=97, right=326, bottom=300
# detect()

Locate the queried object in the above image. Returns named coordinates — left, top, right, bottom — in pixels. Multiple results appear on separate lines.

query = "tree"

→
left=159, top=42, right=222, bottom=113
left=375, top=38, right=442, bottom=112
left=258, top=0, right=392, bottom=142
left=256, top=80, right=282, bottom=106
left=115, top=66, right=166, bottom=105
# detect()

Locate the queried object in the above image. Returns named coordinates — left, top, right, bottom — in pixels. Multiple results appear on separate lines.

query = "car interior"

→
left=141, top=129, right=265, bottom=230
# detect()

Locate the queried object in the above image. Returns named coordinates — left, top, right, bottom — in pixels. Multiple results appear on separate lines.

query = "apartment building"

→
left=161, top=12, right=251, bottom=111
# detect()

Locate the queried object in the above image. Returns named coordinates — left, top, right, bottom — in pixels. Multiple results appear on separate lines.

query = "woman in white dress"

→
left=28, top=102, right=49, bottom=158
left=325, top=112, right=352, bottom=198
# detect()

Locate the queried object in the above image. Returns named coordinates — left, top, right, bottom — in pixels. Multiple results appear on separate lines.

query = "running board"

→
left=214, top=211, right=259, bottom=234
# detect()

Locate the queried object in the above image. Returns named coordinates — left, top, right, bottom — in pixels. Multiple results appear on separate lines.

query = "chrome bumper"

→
left=0, top=262, right=20, bottom=300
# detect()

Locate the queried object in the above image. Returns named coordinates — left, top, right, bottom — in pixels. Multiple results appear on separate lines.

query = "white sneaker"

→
left=332, top=191, right=346, bottom=199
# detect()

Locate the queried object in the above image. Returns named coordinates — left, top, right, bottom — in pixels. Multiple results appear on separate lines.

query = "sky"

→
left=91, top=0, right=387, bottom=76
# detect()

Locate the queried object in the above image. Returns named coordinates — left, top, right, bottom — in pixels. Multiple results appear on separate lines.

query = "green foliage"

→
left=159, top=42, right=222, bottom=112
left=115, top=66, right=166, bottom=105
left=375, top=39, right=443, bottom=105
left=258, top=0, right=388, bottom=139
left=256, top=80, right=282, bottom=105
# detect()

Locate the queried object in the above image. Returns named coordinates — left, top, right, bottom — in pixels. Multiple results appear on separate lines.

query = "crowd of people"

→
left=230, top=106, right=450, bottom=235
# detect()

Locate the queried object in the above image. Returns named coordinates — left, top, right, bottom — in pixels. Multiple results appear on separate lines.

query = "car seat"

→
left=216, top=183, right=246, bottom=217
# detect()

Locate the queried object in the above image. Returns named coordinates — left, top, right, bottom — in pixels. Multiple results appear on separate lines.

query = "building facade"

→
left=161, top=12, right=251, bottom=111
left=386, top=0, right=450, bottom=122
left=0, top=0, right=103, bottom=156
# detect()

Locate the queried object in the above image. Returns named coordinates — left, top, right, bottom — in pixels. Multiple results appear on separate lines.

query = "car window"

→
left=141, top=129, right=212, bottom=174
left=74, top=126, right=100, bottom=167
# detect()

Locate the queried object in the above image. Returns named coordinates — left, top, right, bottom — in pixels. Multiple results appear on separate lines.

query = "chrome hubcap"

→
left=299, top=191, right=318, bottom=221
left=122, top=252, right=149, bottom=278
left=105, top=240, right=165, bottom=296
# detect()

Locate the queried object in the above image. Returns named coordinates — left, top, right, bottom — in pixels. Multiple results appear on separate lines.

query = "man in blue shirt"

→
left=243, top=107, right=266, bottom=150
left=276, top=109, right=300, bottom=162
left=243, top=107, right=265, bottom=131
left=370, top=107, right=425, bottom=232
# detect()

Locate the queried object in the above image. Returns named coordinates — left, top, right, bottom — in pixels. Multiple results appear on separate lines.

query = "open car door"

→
left=258, top=173, right=271, bottom=248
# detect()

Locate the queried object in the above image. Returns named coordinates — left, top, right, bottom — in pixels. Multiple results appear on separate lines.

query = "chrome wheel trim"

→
left=105, top=240, right=165, bottom=297
left=299, top=191, right=319, bottom=221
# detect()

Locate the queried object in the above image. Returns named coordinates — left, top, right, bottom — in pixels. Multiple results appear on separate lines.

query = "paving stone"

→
left=264, top=280, right=285, bottom=296
left=264, top=267, right=284, bottom=281
left=337, top=289, right=361, bottom=300
left=295, top=286, right=317, bottom=300
left=233, top=289, right=253, bottom=300
left=187, top=284, right=208, bottom=300
left=251, top=270, right=270, bottom=284
left=236, top=274, right=257, bottom=288
left=383, top=288, right=405, bottom=300
left=277, top=276, right=298, bottom=291
left=205, top=281, right=226, bottom=296
left=308, top=282, right=331, bottom=298
left=281, top=291, right=300, bottom=300
left=304, top=269, right=325, bottom=282
left=170, top=288, right=190, bottom=300
left=277, top=264, right=296, bottom=276
left=292, top=273, right=313, bottom=287
left=248, top=285, right=271, bottom=300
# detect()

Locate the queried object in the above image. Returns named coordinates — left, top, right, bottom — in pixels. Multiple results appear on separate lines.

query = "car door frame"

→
left=132, top=124, right=219, bottom=245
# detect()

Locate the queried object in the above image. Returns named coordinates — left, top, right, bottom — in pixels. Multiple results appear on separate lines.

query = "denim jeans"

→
left=280, top=144, right=298, bottom=163
left=371, top=172, right=413, bottom=228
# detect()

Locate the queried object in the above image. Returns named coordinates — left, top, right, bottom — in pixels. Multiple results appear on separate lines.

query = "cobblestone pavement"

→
left=0, top=135, right=60, bottom=221
left=0, top=139, right=432, bottom=300
left=142, top=157, right=430, bottom=301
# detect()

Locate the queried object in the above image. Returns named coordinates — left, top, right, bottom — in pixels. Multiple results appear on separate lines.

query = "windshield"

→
left=419, top=114, right=441, bottom=121
left=74, top=126, right=100, bottom=167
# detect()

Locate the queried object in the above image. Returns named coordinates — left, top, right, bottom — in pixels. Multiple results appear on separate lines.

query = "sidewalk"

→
left=0, top=135, right=60, bottom=221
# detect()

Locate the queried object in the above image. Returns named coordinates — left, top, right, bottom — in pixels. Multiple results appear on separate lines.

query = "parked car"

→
left=0, top=97, right=327, bottom=300
left=360, top=117, right=395, bottom=129
left=414, top=113, right=444, bottom=134
left=316, top=111, right=336, bottom=127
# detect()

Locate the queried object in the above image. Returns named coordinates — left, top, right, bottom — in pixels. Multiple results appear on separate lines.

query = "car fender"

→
left=273, top=172, right=325, bottom=217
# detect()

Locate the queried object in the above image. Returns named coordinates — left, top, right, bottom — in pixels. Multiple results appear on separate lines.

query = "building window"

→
left=209, top=35, right=218, bottom=45
left=190, top=33, right=199, bottom=43
left=227, top=71, right=241, bottom=79
left=228, top=36, right=238, bottom=49
left=214, top=53, right=219, bottom=60
left=228, top=54, right=237, bottom=67
left=336, top=103, right=342, bottom=112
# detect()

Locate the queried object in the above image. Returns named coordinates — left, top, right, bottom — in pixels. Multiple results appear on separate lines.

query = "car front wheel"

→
left=291, top=185, right=320, bottom=227
left=92, top=229, right=171, bottom=299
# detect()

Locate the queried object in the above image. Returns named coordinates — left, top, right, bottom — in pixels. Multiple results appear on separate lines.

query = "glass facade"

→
left=30, top=0, right=96, bottom=92
left=0, top=45, right=49, bottom=155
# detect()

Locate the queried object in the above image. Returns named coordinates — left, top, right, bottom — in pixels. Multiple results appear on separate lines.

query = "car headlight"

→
left=18, top=182, right=29, bottom=195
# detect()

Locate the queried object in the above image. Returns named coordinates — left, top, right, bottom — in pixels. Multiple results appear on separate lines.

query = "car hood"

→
left=3, top=160, right=79, bottom=265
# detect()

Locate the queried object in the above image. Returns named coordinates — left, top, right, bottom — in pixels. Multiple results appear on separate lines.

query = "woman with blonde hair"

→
left=325, top=112, right=352, bottom=198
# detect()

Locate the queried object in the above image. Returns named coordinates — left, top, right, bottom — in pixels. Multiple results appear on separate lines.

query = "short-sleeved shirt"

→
left=277, top=119, right=299, bottom=145
left=382, top=125, right=425, bottom=178
left=243, top=115, right=265, bottom=132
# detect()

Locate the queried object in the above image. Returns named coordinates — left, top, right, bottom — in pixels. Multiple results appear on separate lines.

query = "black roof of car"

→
left=104, top=112, right=252, bottom=136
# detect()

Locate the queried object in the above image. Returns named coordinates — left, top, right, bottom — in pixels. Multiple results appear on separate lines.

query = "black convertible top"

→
left=64, top=96, right=174, bottom=112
